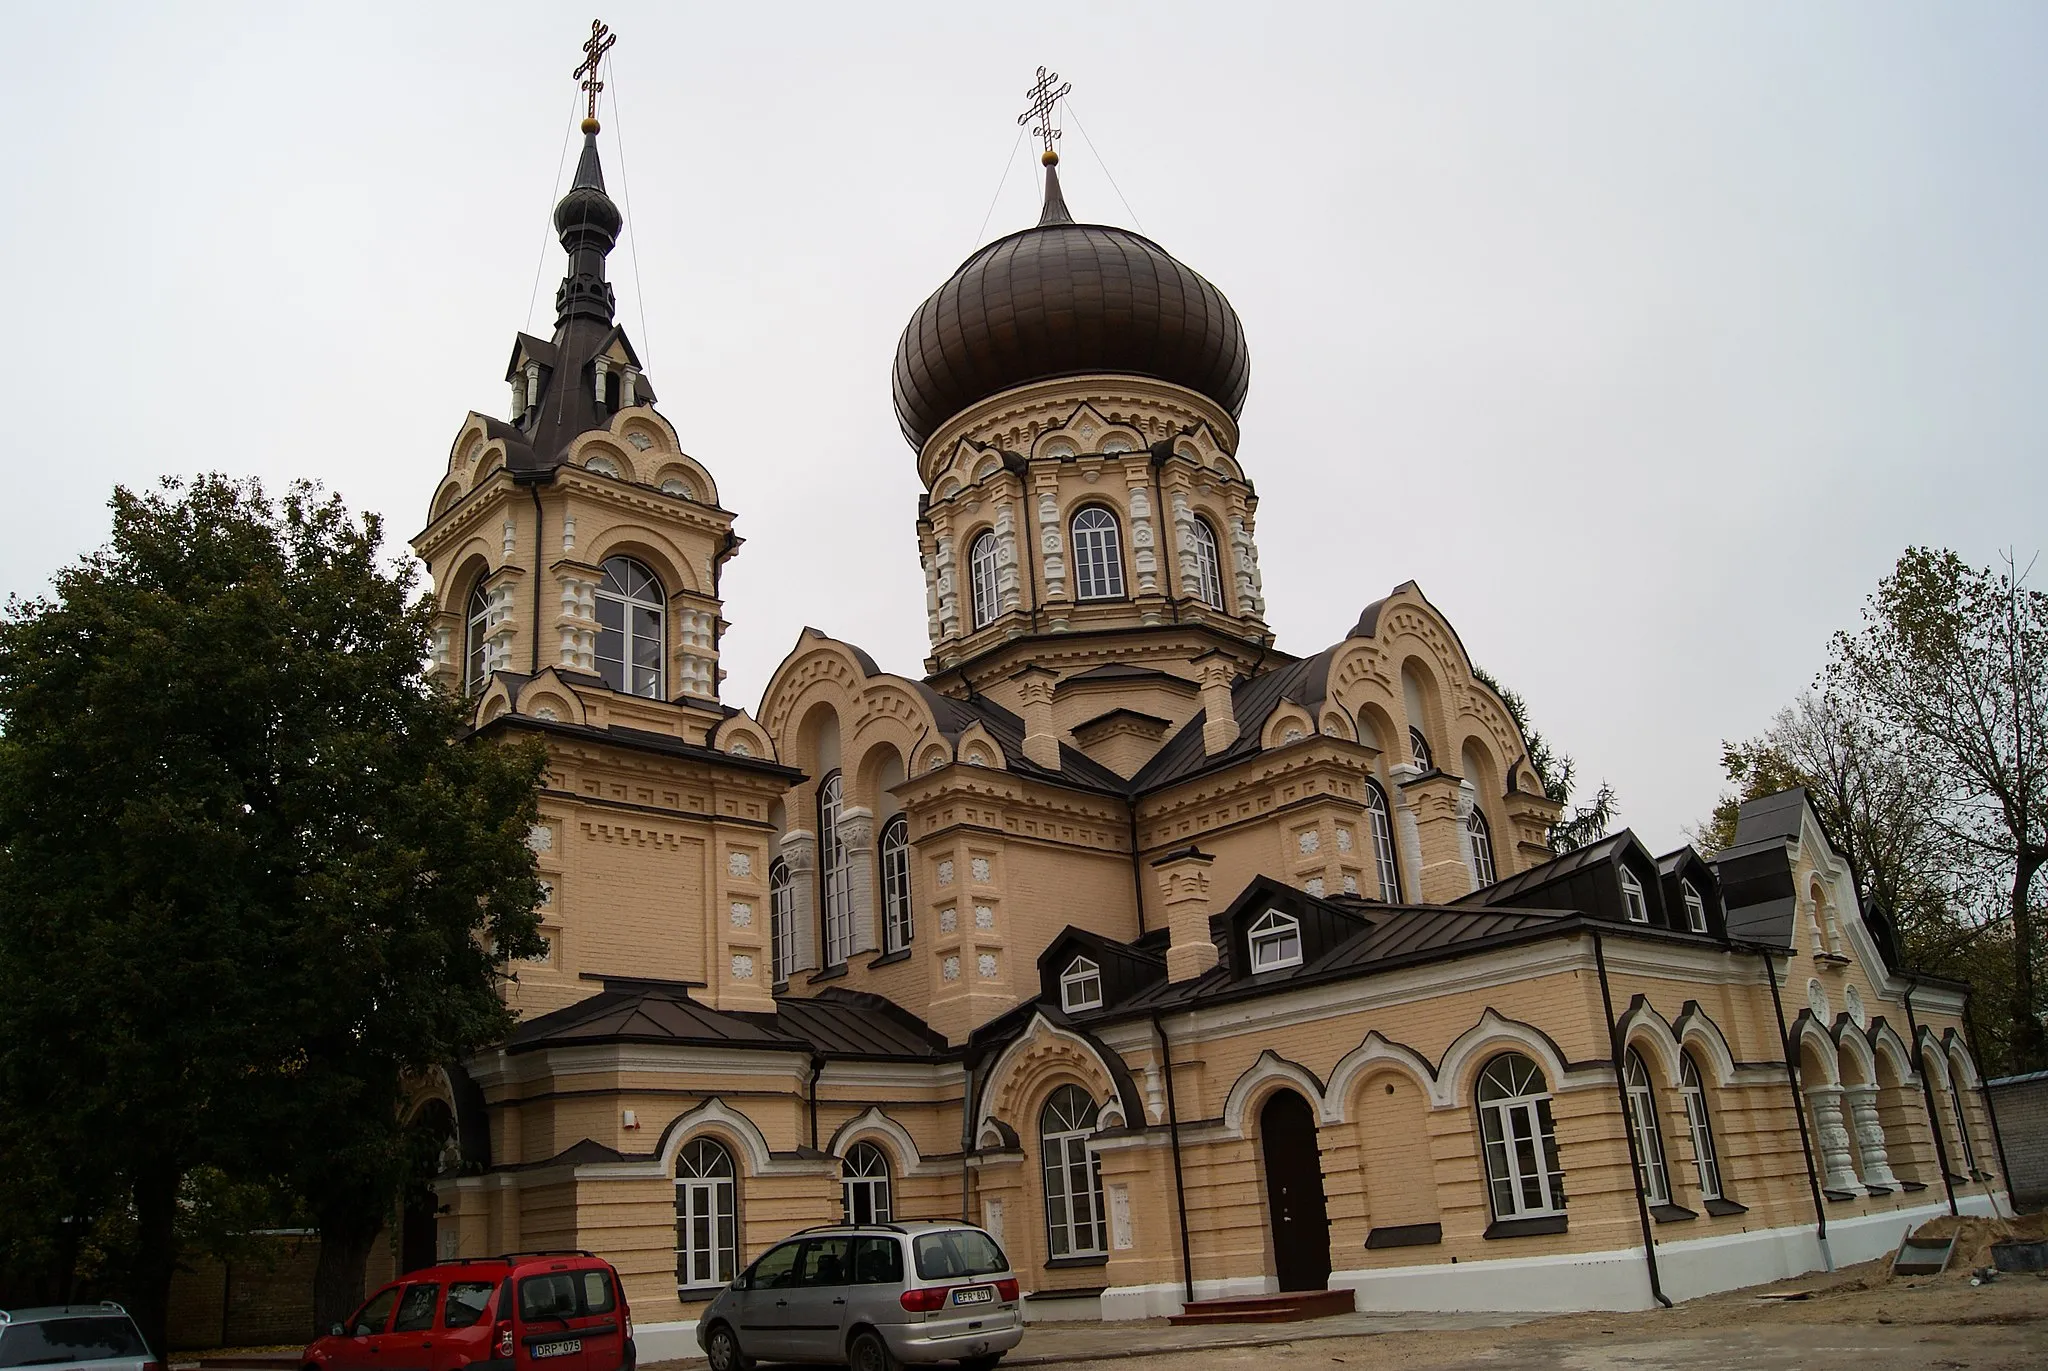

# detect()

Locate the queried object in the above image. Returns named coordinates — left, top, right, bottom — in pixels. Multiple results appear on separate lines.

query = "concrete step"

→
left=1167, top=1289, right=1357, bottom=1326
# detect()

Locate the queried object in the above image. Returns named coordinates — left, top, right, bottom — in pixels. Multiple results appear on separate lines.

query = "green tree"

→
left=0, top=476, right=545, bottom=1352
left=1472, top=666, right=1618, bottom=854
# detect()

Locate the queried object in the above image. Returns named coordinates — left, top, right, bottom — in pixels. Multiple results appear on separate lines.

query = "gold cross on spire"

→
left=1018, top=65, right=1072, bottom=166
left=574, top=19, right=616, bottom=129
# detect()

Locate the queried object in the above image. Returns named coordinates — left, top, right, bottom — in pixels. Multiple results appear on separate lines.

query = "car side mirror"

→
left=330, top=1325, right=346, bottom=1338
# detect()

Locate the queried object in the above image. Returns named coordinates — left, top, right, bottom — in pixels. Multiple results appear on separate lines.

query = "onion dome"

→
left=891, top=160, right=1251, bottom=452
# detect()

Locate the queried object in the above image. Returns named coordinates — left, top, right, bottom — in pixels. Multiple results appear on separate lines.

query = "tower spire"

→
left=552, top=19, right=623, bottom=330
left=1018, top=65, right=1075, bottom=227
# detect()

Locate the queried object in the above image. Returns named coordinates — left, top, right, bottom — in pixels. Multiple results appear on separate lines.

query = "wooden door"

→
left=1259, top=1089, right=1331, bottom=1292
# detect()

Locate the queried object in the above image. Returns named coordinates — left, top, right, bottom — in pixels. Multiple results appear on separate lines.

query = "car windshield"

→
left=912, top=1230, right=1008, bottom=1281
left=0, top=1317, right=149, bottom=1367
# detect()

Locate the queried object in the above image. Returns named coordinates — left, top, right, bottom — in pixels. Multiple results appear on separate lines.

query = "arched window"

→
left=818, top=772, right=851, bottom=967
left=1947, top=1057, right=1979, bottom=1174
left=969, top=531, right=1001, bottom=631
left=1189, top=517, right=1226, bottom=611
left=1040, top=1085, right=1105, bottom=1258
left=1060, top=956, right=1102, bottom=1013
left=1408, top=727, right=1433, bottom=772
left=464, top=582, right=491, bottom=697
left=596, top=556, right=665, bottom=698
left=1476, top=1053, right=1564, bottom=1219
left=1679, top=1052, right=1724, bottom=1201
left=1623, top=1050, right=1670, bottom=1205
left=841, top=1142, right=892, bottom=1225
left=769, top=858, right=795, bottom=985
left=1466, top=807, right=1496, bottom=887
left=1365, top=781, right=1401, bottom=903
left=880, top=815, right=912, bottom=953
left=1620, top=867, right=1650, bottom=923
left=1070, top=507, right=1126, bottom=601
left=1247, top=909, right=1303, bottom=973
left=1681, top=881, right=1708, bottom=933
left=675, top=1138, right=737, bottom=1288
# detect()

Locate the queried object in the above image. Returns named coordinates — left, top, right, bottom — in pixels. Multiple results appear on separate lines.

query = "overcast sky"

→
left=3, top=2, right=2043, bottom=852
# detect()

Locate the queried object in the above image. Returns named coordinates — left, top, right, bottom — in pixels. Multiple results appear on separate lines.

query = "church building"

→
left=403, top=52, right=2007, bottom=1361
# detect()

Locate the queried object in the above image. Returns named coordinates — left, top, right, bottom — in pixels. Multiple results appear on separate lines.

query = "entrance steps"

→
left=1167, top=1289, right=1357, bottom=1325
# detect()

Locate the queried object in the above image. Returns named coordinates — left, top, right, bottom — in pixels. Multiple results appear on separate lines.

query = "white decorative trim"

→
left=1615, top=1000, right=1685, bottom=1084
left=973, top=1012, right=1123, bottom=1145
left=1431, top=1008, right=1596, bottom=1109
left=1321, top=1032, right=1437, bottom=1124
left=824, top=1106, right=947, bottom=1177
left=1221, top=1049, right=1327, bottom=1134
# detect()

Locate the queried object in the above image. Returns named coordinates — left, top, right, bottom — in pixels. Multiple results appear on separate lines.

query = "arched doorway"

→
left=400, top=1100, right=457, bottom=1273
left=1258, top=1089, right=1330, bottom=1292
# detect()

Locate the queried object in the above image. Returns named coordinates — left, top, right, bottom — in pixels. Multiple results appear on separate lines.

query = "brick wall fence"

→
left=1988, top=1070, right=2048, bottom=1212
left=165, top=1233, right=324, bottom=1351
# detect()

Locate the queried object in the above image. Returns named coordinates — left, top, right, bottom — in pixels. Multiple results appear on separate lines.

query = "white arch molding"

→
left=1615, top=1000, right=1685, bottom=1085
left=825, top=1106, right=944, bottom=1177
left=973, top=1011, right=1127, bottom=1146
left=1321, top=1031, right=1437, bottom=1125
left=1432, top=1009, right=1579, bottom=1109
left=1221, top=1049, right=1327, bottom=1135
left=1793, top=1015, right=1842, bottom=1087
left=1670, top=1002, right=1741, bottom=1089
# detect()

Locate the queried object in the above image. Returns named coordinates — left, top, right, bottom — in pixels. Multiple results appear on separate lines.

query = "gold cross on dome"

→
left=1017, top=65, right=1072, bottom=159
left=574, top=19, right=617, bottom=122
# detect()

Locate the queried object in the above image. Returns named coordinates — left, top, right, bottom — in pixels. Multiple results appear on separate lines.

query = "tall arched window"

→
left=818, top=773, right=851, bottom=967
left=968, top=531, right=1000, bottom=631
left=1040, top=1085, right=1105, bottom=1257
left=1070, top=507, right=1126, bottom=601
left=1679, top=1052, right=1724, bottom=1201
left=1365, top=781, right=1401, bottom=903
left=1189, top=517, right=1226, bottom=611
left=1476, top=1053, right=1564, bottom=1219
left=880, top=815, right=912, bottom=952
left=1408, top=727, right=1433, bottom=772
left=841, top=1142, right=892, bottom=1225
left=464, top=583, right=491, bottom=697
left=1623, top=1050, right=1670, bottom=1205
left=1466, top=807, right=1496, bottom=887
left=769, top=858, right=795, bottom=985
left=675, top=1138, right=737, bottom=1289
left=596, top=555, right=665, bottom=698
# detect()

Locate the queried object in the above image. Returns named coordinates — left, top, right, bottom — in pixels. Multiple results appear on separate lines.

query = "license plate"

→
left=532, top=1340, right=583, bottom=1359
left=952, top=1287, right=993, bottom=1305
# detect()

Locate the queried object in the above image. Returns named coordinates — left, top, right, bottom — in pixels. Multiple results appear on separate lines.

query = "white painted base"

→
left=633, top=1319, right=700, bottom=1364
left=1019, top=1293, right=1102, bottom=1322
left=1100, top=1275, right=1270, bottom=1321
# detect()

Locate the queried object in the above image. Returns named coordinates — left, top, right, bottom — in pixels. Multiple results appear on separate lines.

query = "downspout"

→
left=1148, top=448, right=1180, bottom=625
left=1903, top=977, right=1959, bottom=1216
left=1128, top=798, right=1147, bottom=936
left=1961, top=1010, right=2015, bottom=1217
left=528, top=483, right=545, bottom=673
left=1152, top=1012, right=1195, bottom=1308
left=1591, top=928, right=1670, bottom=1308
left=1759, top=944, right=1832, bottom=1261
left=960, top=1054, right=976, bottom=1222
left=808, top=1054, right=824, bottom=1153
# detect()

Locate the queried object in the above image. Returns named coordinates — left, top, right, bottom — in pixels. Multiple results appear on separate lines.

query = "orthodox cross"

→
left=1017, top=66, right=1072, bottom=160
left=574, top=19, right=617, bottom=123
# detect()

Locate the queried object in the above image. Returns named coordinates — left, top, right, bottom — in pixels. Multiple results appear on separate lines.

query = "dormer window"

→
left=1408, top=727, right=1432, bottom=771
left=1682, top=881, right=1708, bottom=933
left=1621, top=867, right=1650, bottom=923
left=1060, top=956, right=1103, bottom=1013
left=1247, top=909, right=1303, bottom=973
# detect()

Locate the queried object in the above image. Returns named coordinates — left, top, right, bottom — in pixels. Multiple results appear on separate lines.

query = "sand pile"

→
left=1899, top=1211, right=2048, bottom=1277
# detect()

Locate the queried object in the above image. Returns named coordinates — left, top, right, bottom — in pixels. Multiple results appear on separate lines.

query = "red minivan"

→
left=304, top=1251, right=633, bottom=1371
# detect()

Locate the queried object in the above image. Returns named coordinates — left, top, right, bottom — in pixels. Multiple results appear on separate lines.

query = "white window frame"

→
left=769, top=857, right=796, bottom=985
left=464, top=582, right=491, bottom=697
left=1040, top=1085, right=1105, bottom=1258
left=1366, top=782, right=1401, bottom=903
left=1060, top=956, right=1103, bottom=1013
left=675, top=1138, right=737, bottom=1290
left=819, top=772, right=852, bottom=967
left=1070, top=506, right=1126, bottom=601
left=968, top=530, right=1000, bottom=631
left=1682, top=881, right=1707, bottom=933
left=1408, top=726, right=1433, bottom=771
left=1680, top=1052, right=1724, bottom=1201
left=1466, top=807, right=1496, bottom=887
left=880, top=815, right=913, bottom=952
left=1620, top=867, right=1650, bottom=924
left=596, top=555, right=665, bottom=699
left=1189, top=516, right=1226, bottom=611
left=840, top=1142, right=893, bottom=1225
left=1476, top=1053, right=1566, bottom=1219
left=1623, top=1050, right=1671, bottom=1205
left=1247, top=908, right=1303, bottom=973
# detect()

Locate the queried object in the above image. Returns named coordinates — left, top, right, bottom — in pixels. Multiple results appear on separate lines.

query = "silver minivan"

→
left=696, top=1222, right=1022, bottom=1371
left=0, top=1304, right=160, bottom=1371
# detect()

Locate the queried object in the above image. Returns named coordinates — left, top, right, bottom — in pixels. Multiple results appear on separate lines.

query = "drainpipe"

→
left=961, top=1055, right=976, bottom=1224
left=528, top=484, right=545, bottom=673
left=1901, top=978, right=1958, bottom=1216
left=1758, top=944, right=1831, bottom=1263
left=1591, top=929, right=1670, bottom=1309
left=1152, top=1012, right=1195, bottom=1308
left=1960, top=1010, right=2015, bottom=1218
left=1128, top=799, right=1147, bottom=936
left=808, top=1054, right=824, bottom=1153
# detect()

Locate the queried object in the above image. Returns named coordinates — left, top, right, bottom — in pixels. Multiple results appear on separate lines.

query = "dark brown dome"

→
left=891, top=170, right=1250, bottom=452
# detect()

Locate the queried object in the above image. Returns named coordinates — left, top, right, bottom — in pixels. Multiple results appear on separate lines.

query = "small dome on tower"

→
left=891, top=163, right=1251, bottom=453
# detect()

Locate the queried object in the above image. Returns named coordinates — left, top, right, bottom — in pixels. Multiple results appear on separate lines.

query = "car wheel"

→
left=706, top=1323, right=752, bottom=1371
left=959, top=1356, right=1003, bottom=1371
left=849, top=1329, right=898, bottom=1371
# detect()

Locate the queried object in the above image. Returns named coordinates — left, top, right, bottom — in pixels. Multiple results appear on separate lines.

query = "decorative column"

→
left=994, top=499, right=1022, bottom=622
left=557, top=570, right=597, bottom=672
left=674, top=600, right=719, bottom=701
left=1154, top=846, right=1217, bottom=982
left=836, top=806, right=878, bottom=956
left=920, top=543, right=944, bottom=648
left=1013, top=666, right=1060, bottom=770
left=932, top=530, right=961, bottom=643
left=1035, top=474, right=1068, bottom=628
left=1804, top=1084, right=1863, bottom=1192
left=1844, top=1085, right=1899, bottom=1190
left=1400, top=770, right=1472, bottom=903
left=778, top=830, right=820, bottom=975
left=1169, top=488, right=1202, bottom=601
left=1229, top=512, right=1265, bottom=620
left=1195, top=651, right=1238, bottom=754
left=1126, top=475, right=1161, bottom=616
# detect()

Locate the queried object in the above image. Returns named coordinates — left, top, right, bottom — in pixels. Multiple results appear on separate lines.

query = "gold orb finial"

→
left=1041, top=148, right=1059, bottom=167
left=582, top=116, right=601, bottom=134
